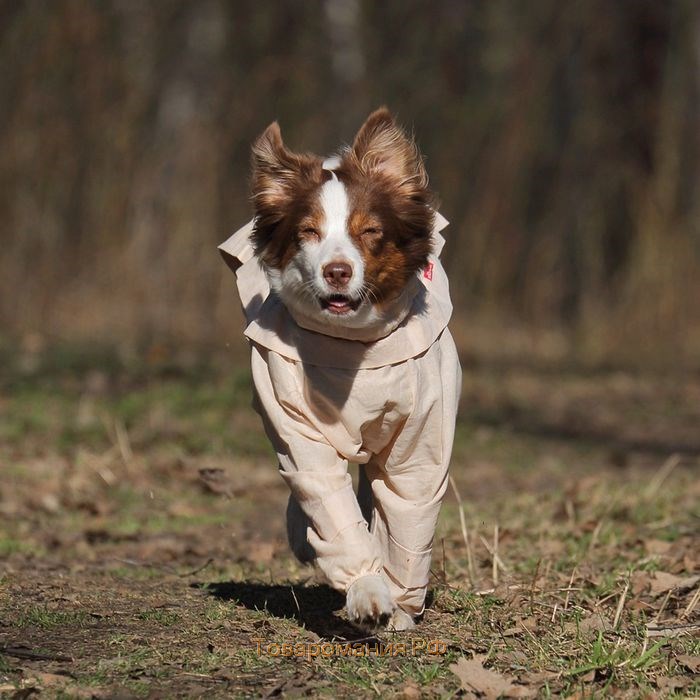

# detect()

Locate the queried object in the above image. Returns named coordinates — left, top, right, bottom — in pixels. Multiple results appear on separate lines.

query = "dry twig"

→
left=612, top=578, right=629, bottom=629
left=449, top=476, right=476, bottom=585
left=644, top=454, right=681, bottom=499
left=478, top=534, right=509, bottom=579
left=681, top=585, right=700, bottom=620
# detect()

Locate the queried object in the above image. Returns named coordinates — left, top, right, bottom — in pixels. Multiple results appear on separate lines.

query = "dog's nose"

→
left=323, top=261, right=352, bottom=288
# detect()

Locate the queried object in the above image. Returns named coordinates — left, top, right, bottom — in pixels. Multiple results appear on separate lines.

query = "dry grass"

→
left=0, top=349, right=698, bottom=697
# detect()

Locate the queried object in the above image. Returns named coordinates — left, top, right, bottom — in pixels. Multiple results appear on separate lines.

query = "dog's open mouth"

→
left=320, top=294, right=361, bottom=315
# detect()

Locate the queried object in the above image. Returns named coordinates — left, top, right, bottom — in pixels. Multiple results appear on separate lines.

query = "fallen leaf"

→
left=398, top=680, right=422, bottom=699
left=23, top=671, right=71, bottom=687
left=649, top=572, right=699, bottom=596
left=655, top=675, right=689, bottom=691
left=677, top=654, right=700, bottom=673
left=564, top=614, right=611, bottom=636
left=450, top=655, right=516, bottom=699
left=539, top=539, right=565, bottom=556
left=580, top=615, right=612, bottom=634
left=631, top=571, right=652, bottom=596
left=646, top=621, right=700, bottom=638
left=502, top=650, right=528, bottom=665
left=502, top=616, right=539, bottom=637
left=198, top=468, right=237, bottom=498
left=525, top=671, right=559, bottom=683
left=644, top=539, right=672, bottom=556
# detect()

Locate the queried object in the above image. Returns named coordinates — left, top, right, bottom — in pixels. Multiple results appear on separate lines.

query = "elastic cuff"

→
left=306, top=523, right=384, bottom=593
left=383, top=568, right=427, bottom=617
left=345, top=571, right=385, bottom=594
left=384, top=533, right=433, bottom=589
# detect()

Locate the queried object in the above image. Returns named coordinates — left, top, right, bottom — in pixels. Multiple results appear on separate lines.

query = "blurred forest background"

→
left=2, top=0, right=699, bottom=369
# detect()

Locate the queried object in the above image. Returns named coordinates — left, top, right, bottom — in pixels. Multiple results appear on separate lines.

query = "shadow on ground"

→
left=195, top=581, right=370, bottom=640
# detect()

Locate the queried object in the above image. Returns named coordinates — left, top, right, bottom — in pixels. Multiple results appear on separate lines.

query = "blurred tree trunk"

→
left=1, top=0, right=699, bottom=366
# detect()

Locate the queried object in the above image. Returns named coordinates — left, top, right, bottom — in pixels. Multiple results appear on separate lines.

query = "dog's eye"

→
left=299, top=228, right=320, bottom=242
left=362, top=227, right=382, bottom=237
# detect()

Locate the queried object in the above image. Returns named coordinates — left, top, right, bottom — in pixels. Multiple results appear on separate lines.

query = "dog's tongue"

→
left=328, top=297, right=350, bottom=312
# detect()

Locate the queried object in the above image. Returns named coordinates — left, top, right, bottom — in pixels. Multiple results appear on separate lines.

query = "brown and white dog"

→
left=224, top=108, right=461, bottom=630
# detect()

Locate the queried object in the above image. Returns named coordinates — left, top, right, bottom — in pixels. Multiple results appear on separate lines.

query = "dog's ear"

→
left=250, top=122, right=322, bottom=264
left=251, top=122, right=295, bottom=215
left=251, top=122, right=320, bottom=218
left=347, top=107, right=429, bottom=198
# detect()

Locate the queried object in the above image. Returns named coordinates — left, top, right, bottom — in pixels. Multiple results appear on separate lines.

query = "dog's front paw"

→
left=386, top=607, right=416, bottom=631
left=346, top=575, right=395, bottom=627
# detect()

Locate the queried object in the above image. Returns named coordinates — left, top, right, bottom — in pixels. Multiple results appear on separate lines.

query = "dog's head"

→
left=250, top=108, right=435, bottom=329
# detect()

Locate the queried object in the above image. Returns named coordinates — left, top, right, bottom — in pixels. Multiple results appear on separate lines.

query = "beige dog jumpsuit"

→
left=219, top=214, right=461, bottom=617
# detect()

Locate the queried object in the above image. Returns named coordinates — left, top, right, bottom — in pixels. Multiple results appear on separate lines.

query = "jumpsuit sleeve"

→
left=250, top=343, right=384, bottom=592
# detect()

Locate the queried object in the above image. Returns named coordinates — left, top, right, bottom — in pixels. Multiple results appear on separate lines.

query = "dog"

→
left=219, top=108, right=461, bottom=631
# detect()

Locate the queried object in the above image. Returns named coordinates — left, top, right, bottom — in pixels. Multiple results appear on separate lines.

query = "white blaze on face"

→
left=267, top=169, right=374, bottom=328
left=319, top=176, right=349, bottom=242
left=315, top=175, right=364, bottom=296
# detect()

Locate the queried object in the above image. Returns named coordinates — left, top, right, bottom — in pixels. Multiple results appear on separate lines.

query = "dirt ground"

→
left=0, top=345, right=699, bottom=698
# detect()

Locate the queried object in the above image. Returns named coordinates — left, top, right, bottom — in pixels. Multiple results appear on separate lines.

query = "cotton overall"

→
left=219, top=213, right=461, bottom=617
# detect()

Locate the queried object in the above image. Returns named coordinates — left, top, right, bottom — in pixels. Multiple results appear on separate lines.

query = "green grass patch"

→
left=137, top=609, right=181, bottom=625
left=16, top=606, right=90, bottom=629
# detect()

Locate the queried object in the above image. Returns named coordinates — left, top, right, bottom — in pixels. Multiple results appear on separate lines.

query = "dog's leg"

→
left=354, top=466, right=411, bottom=629
left=366, top=331, right=462, bottom=624
left=285, top=493, right=315, bottom=563
left=250, top=346, right=386, bottom=610
left=356, top=464, right=374, bottom=526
